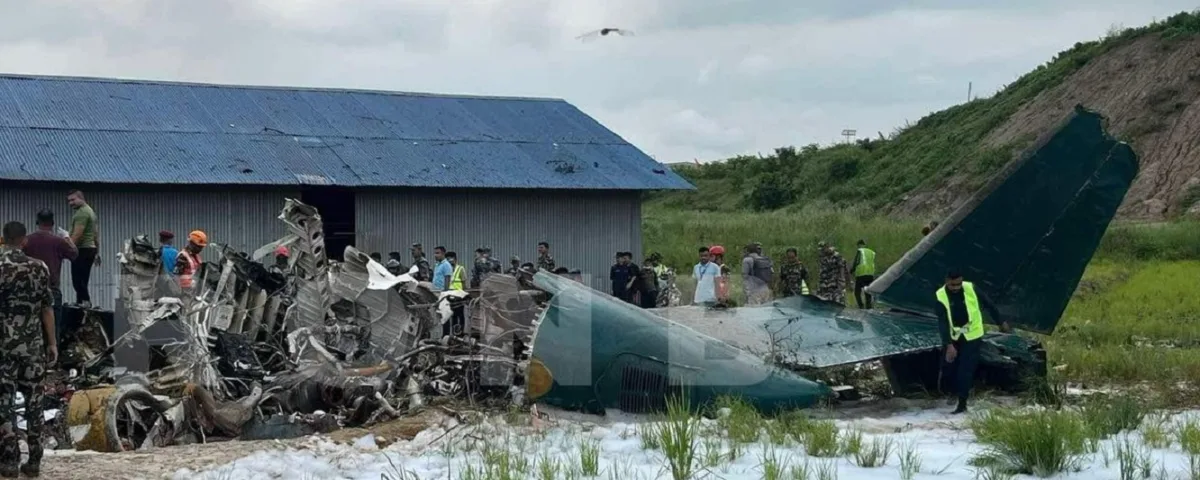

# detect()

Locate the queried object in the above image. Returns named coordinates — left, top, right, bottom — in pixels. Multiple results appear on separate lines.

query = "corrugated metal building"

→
left=0, top=74, right=694, bottom=310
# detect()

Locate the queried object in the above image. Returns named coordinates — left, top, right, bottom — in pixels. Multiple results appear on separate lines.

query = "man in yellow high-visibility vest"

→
left=851, top=239, right=876, bottom=309
left=934, top=270, right=1005, bottom=414
left=444, top=251, right=467, bottom=336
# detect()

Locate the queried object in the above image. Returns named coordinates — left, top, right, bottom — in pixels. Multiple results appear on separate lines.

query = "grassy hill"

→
left=648, top=11, right=1200, bottom=219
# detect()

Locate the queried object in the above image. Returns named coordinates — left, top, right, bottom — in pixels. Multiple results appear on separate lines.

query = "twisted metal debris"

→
left=60, top=198, right=544, bottom=452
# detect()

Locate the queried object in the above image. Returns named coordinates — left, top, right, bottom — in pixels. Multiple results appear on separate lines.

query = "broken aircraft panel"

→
left=526, top=271, right=834, bottom=415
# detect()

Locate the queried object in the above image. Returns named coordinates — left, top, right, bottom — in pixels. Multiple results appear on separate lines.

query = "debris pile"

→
left=58, top=198, right=544, bottom=452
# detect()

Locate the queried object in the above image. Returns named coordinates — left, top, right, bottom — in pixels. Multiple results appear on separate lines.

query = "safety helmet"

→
left=188, top=230, right=208, bottom=247
left=709, top=245, right=725, bottom=256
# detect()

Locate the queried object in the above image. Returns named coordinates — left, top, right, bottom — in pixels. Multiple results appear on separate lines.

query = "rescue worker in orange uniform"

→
left=173, top=230, right=208, bottom=291
left=708, top=245, right=731, bottom=306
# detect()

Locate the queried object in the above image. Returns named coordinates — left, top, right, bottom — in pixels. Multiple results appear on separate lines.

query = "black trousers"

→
left=444, top=300, right=466, bottom=337
left=72, top=247, right=98, bottom=303
left=639, top=290, right=659, bottom=309
left=51, top=287, right=63, bottom=345
left=943, top=339, right=982, bottom=402
left=854, top=275, right=874, bottom=309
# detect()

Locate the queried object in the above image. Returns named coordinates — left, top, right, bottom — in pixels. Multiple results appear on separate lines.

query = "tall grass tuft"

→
left=969, top=409, right=1090, bottom=476
left=803, top=420, right=841, bottom=457
left=898, top=439, right=923, bottom=480
left=656, top=394, right=700, bottom=480
left=1081, top=394, right=1148, bottom=438
left=814, top=458, right=838, bottom=480
left=536, top=453, right=560, bottom=480
left=789, top=459, right=811, bottom=480
left=577, top=440, right=600, bottom=477
left=1114, top=435, right=1154, bottom=480
left=851, top=436, right=894, bottom=468
left=714, top=395, right=763, bottom=444
left=758, top=447, right=788, bottom=480
left=838, top=428, right=863, bottom=455
left=1178, top=417, right=1200, bottom=454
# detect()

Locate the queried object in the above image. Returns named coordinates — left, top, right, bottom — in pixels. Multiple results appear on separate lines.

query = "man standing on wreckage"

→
left=0, top=221, right=58, bottom=478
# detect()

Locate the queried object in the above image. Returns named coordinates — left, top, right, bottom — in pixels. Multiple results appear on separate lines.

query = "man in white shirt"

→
left=693, top=246, right=720, bottom=306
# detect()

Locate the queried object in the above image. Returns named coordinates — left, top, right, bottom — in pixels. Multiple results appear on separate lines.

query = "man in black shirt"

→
left=609, top=252, right=637, bottom=303
left=934, top=270, right=1008, bottom=414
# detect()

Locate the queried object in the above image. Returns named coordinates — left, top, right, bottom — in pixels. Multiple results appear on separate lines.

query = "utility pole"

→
left=841, top=129, right=857, bottom=144
left=967, top=82, right=972, bottom=102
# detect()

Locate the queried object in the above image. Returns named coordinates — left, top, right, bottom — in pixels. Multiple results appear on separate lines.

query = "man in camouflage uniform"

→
left=410, top=244, right=432, bottom=282
left=471, top=247, right=503, bottom=289
left=815, top=241, right=851, bottom=305
left=536, top=242, right=555, bottom=272
left=505, top=256, right=522, bottom=276
left=0, top=221, right=57, bottom=478
left=777, top=247, right=810, bottom=298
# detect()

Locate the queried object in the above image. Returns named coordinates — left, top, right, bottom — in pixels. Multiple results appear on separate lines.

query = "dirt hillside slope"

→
left=982, top=35, right=1200, bottom=220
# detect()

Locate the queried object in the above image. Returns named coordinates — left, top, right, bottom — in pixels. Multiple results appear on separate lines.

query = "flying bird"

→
left=576, top=28, right=634, bottom=41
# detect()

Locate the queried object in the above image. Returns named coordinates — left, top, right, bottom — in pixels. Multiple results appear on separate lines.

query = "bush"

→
left=969, top=409, right=1091, bottom=476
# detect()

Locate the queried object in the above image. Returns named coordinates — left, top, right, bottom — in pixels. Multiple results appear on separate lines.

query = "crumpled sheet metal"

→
left=471, top=275, right=541, bottom=348
left=654, top=296, right=944, bottom=369
left=280, top=198, right=331, bottom=332
left=74, top=376, right=175, bottom=453
left=329, top=247, right=429, bottom=360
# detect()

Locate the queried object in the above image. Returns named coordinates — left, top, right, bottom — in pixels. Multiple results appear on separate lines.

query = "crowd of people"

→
left=683, top=240, right=879, bottom=309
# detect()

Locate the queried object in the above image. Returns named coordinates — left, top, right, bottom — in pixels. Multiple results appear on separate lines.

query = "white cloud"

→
left=0, top=0, right=1193, bottom=163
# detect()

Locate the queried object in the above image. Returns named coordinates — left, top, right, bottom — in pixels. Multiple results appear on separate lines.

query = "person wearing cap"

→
left=24, top=209, right=78, bottom=342
left=815, top=241, right=851, bottom=305
left=386, top=252, right=405, bottom=273
left=708, top=245, right=731, bottom=306
left=385, top=258, right=404, bottom=276
left=270, top=245, right=290, bottom=272
left=410, top=244, right=432, bottom=282
left=506, top=256, right=522, bottom=276
left=472, top=247, right=490, bottom=289
left=174, top=230, right=208, bottom=291
left=777, top=248, right=810, bottom=298
left=158, top=230, right=179, bottom=275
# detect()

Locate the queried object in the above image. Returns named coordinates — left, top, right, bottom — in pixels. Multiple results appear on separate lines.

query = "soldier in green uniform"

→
left=0, top=221, right=58, bottom=478
left=536, top=242, right=556, bottom=272
left=815, top=241, right=851, bottom=305
left=777, top=248, right=809, bottom=297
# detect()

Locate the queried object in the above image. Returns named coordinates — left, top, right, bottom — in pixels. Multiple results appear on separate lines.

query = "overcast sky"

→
left=0, top=1, right=1194, bottom=163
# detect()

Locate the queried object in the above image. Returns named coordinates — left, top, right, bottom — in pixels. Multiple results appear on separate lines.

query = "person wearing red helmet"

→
left=174, top=230, right=208, bottom=291
left=708, top=245, right=731, bottom=306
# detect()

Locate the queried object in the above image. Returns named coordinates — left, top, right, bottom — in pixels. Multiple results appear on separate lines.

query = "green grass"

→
left=968, top=409, right=1093, bottom=476
left=648, top=11, right=1200, bottom=213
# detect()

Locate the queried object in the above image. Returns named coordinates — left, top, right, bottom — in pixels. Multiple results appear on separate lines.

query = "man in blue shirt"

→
left=159, top=230, right=178, bottom=275
left=431, top=246, right=451, bottom=291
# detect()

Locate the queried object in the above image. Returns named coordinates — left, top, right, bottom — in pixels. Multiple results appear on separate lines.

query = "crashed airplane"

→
left=47, top=105, right=1135, bottom=453
left=522, top=105, right=1139, bottom=414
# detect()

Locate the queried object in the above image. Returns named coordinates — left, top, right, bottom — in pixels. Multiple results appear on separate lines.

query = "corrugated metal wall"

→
left=355, top=190, right=643, bottom=292
left=0, top=184, right=299, bottom=310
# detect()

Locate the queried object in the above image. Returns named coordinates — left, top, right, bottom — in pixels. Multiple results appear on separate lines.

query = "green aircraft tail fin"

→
left=866, top=105, right=1139, bottom=335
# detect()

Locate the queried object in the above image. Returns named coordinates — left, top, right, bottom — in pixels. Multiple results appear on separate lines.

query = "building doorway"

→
left=300, top=187, right=356, bottom=261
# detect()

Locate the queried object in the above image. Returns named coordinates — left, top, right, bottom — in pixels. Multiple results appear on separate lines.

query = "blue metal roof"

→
left=0, top=74, right=694, bottom=190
